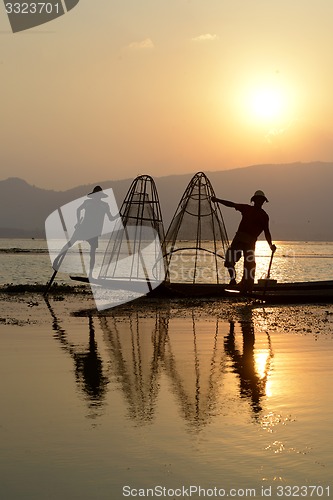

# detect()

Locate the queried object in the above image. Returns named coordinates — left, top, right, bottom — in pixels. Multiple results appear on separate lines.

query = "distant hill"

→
left=0, top=162, right=332, bottom=241
left=0, top=177, right=130, bottom=238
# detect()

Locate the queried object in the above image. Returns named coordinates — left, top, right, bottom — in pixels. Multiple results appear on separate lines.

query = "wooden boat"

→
left=70, top=275, right=164, bottom=294
left=247, top=280, right=333, bottom=304
left=70, top=275, right=333, bottom=303
left=165, top=279, right=333, bottom=304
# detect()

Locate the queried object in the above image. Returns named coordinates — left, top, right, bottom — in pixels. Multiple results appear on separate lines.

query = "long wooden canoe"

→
left=70, top=275, right=333, bottom=303
left=166, top=280, right=333, bottom=303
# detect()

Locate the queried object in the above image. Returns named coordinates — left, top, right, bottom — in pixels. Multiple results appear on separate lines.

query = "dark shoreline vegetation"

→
left=1, top=281, right=333, bottom=337
left=0, top=248, right=48, bottom=253
left=0, top=283, right=90, bottom=294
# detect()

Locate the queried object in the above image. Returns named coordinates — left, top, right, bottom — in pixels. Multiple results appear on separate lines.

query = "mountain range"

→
left=0, top=162, right=332, bottom=241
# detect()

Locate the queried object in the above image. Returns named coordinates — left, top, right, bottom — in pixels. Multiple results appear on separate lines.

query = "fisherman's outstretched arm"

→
left=211, top=196, right=236, bottom=208
left=76, top=204, right=84, bottom=226
left=106, top=205, right=119, bottom=222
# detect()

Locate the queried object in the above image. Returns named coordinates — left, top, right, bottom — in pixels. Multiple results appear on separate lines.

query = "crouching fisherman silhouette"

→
left=211, top=190, right=276, bottom=293
left=54, top=186, right=119, bottom=279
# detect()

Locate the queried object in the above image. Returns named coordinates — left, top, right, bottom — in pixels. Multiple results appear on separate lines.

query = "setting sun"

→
left=249, top=86, right=286, bottom=121
left=231, top=72, right=298, bottom=131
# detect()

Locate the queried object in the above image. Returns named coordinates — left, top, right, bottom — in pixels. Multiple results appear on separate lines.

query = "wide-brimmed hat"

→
left=251, top=190, right=268, bottom=203
left=87, top=185, right=108, bottom=198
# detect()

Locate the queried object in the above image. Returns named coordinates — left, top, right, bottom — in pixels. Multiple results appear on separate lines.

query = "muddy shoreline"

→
left=1, top=288, right=333, bottom=339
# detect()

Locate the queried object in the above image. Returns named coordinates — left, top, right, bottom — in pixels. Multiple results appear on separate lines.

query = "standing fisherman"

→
left=53, top=186, right=119, bottom=278
left=211, top=190, right=276, bottom=292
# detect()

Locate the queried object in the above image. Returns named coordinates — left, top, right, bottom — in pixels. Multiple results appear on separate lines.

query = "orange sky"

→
left=1, top=1, right=333, bottom=189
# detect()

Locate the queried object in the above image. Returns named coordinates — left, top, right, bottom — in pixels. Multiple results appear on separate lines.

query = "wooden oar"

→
left=262, top=247, right=276, bottom=298
left=43, top=251, right=67, bottom=297
left=267, top=246, right=276, bottom=279
left=44, top=206, right=72, bottom=297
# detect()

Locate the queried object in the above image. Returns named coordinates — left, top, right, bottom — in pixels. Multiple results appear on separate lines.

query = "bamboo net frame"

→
left=98, top=175, right=166, bottom=283
left=164, top=172, right=229, bottom=284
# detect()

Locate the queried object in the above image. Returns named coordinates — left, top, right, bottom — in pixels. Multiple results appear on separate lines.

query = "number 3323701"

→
left=5, top=3, right=61, bottom=14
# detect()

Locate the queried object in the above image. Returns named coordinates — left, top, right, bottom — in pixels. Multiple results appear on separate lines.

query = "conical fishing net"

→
left=164, top=172, right=229, bottom=284
left=98, top=175, right=166, bottom=285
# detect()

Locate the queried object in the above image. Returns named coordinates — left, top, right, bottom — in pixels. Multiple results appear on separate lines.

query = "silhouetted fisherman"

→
left=211, top=190, right=276, bottom=292
left=54, top=186, right=118, bottom=278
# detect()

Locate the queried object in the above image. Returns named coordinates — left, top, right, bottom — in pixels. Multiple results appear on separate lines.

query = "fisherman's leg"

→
left=224, top=247, right=241, bottom=285
left=53, top=238, right=77, bottom=270
left=227, top=266, right=236, bottom=284
left=88, top=238, right=98, bottom=278
left=241, top=249, right=256, bottom=292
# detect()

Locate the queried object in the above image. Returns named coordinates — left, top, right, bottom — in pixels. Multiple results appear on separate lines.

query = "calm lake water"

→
left=1, top=239, right=333, bottom=286
left=0, top=302, right=332, bottom=499
left=0, top=239, right=333, bottom=499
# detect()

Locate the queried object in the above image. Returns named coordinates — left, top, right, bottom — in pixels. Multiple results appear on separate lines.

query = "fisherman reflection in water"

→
left=224, top=320, right=270, bottom=415
left=73, top=315, right=109, bottom=409
left=212, top=190, right=276, bottom=292
left=45, top=300, right=109, bottom=418
left=54, top=186, right=118, bottom=278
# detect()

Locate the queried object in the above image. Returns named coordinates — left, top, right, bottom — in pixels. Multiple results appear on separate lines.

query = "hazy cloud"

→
left=191, top=33, right=219, bottom=42
left=127, top=38, right=155, bottom=50
left=265, top=127, right=286, bottom=143
left=265, top=120, right=295, bottom=144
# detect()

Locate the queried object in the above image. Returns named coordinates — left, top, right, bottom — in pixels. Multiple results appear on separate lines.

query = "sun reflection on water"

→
left=255, top=350, right=271, bottom=380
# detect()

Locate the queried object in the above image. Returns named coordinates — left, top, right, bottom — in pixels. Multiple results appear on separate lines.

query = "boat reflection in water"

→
left=47, top=300, right=273, bottom=427
left=99, top=313, right=169, bottom=424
